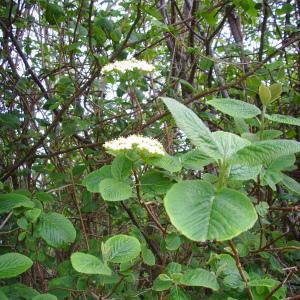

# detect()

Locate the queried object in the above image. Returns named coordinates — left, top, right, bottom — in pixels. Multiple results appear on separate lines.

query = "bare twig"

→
left=229, top=240, right=255, bottom=300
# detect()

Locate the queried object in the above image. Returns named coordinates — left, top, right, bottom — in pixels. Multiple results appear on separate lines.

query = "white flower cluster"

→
left=104, top=135, right=165, bottom=157
left=102, top=58, right=155, bottom=74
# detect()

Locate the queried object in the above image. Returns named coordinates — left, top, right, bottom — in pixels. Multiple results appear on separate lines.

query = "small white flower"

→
left=104, top=135, right=165, bottom=157
left=102, top=58, right=155, bottom=74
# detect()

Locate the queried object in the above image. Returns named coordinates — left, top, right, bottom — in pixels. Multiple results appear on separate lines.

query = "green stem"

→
left=259, top=105, right=267, bottom=140
left=218, top=163, right=229, bottom=188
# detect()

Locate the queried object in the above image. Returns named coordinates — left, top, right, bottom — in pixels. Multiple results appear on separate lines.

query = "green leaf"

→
left=165, top=233, right=182, bottom=251
left=208, top=98, right=261, bottom=119
left=142, top=248, right=155, bottom=266
left=102, top=234, right=141, bottom=263
left=179, top=268, right=219, bottom=291
left=164, top=180, right=257, bottom=241
left=100, top=178, right=132, bottom=201
left=248, top=278, right=278, bottom=288
left=82, top=166, right=112, bottom=193
left=25, top=208, right=42, bottom=223
left=150, top=153, right=182, bottom=173
left=212, top=131, right=250, bottom=162
left=262, top=170, right=283, bottom=190
left=230, top=140, right=300, bottom=166
left=268, top=155, right=295, bottom=170
left=0, top=253, right=33, bottom=279
left=281, top=174, right=300, bottom=195
left=153, top=274, right=173, bottom=291
left=266, top=114, right=300, bottom=126
left=1, top=283, right=40, bottom=299
left=230, top=165, right=261, bottom=181
left=32, top=294, right=57, bottom=300
left=111, top=154, right=132, bottom=180
left=242, top=130, right=282, bottom=142
left=259, top=84, right=271, bottom=106
left=0, top=193, right=34, bottom=214
left=269, top=83, right=282, bottom=102
left=161, top=97, right=221, bottom=159
left=167, top=287, right=191, bottom=300
left=180, top=149, right=214, bottom=170
left=38, top=212, right=76, bottom=248
left=141, top=170, right=173, bottom=195
left=70, top=252, right=111, bottom=275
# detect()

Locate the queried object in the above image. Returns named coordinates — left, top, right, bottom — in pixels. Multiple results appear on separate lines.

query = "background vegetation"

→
left=0, top=0, right=299, bottom=299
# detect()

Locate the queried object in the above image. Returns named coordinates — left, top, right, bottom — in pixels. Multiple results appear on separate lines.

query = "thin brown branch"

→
left=229, top=240, right=254, bottom=300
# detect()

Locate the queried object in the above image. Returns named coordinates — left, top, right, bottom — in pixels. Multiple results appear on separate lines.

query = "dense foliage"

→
left=0, top=0, right=300, bottom=299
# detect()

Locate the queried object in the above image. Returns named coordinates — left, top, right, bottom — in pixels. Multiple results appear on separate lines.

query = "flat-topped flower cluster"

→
left=102, top=58, right=155, bottom=74
left=104, top=135, right=165, bottom=157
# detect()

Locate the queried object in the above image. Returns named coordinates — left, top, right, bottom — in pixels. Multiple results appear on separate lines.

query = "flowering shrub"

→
left=1, top=1, right=300, bottom=300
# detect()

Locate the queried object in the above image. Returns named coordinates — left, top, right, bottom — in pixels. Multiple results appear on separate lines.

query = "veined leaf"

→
left=0, top=253, right=33, bottom=279
left=100, top=178, right=132, bottom=201
left=161, top=97, right=221, bottom=159
left=82, top=166, right=112, bottom=193
left=268, top=155, right=295, bottom=171
left=153, top=274, right=173, bottom=291
left=212, top=131, right=250, bottom=162
left=150, top=153, right=182, bottom=173
left=164, top=180, right=257, bottom=241
left=281, top=174, right=300, bottom=195
left=266, top=114, right=300, bottom=126
left=208, top=98, right=261, bottom=119
left=230, top=140, right=300, bottom=166
left=102, top=234, right=141, bottom=263
left=242, top=130, right=282, bottom=142
left=111, top=154, right=132, bottom=180
left=38, top=212, right=76, bottom=248
left=180, top=268, right=219, bottom=291
left=71, top=252, right=111, bottom=275
left=269, top=83, right=282, bottom=102
left=0, top=193, right=34, bottom=214
left=259, top=84, right=271, bottom=106
left=180, top=148, right=214, bottom=170
left=141, top=170, right=174, bottom=195
left=230, top=165, right=261, bottom=181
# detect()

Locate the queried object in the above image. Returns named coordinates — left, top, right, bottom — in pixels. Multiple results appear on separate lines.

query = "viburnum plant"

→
left=2, top=0, right=300, bottom=299
left=0, top=89, right=300, bottom=299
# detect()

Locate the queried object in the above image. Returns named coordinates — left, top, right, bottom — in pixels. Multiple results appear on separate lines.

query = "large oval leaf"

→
left=164, top=180, right=257, bottom=241
left=100, top=178, right=132, bottom=201
left=0, top=253, right=33, bottom=279
left=0, top=193, right=34, bottom=214
left=208, top=98, right=261, bottom=119
left=102, top=234, right=141, bottom=263
left=180, top=268, right=219, bottom=291
left=161, top=97, right=221, bottom=160
left=230, top=140, right=300, bottom=166
left=71, top=252, right=111, bottom=275
left=38, top=212, right=76, bottom=248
